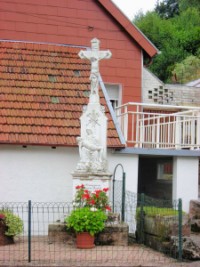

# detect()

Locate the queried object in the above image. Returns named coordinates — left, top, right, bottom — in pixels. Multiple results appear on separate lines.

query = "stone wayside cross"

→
left=72, top=38, right=112, bottom=197
left=79, top=38, right=112, bottom=103
left=73, top=38, right=112, bottom=175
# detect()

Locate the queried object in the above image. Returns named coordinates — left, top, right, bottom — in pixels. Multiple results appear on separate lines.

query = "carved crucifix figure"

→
left=79, top=38, right=112, bottom=103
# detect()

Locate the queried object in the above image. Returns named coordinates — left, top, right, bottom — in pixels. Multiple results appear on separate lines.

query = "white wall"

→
left=108, top=151, right=138, bottom=193
left=0, top=146, right=139, bottom=234
left=0, top=146, right=139, bottom=203
left=0, top=146, right=79, bottom=202
left=173, top=156, right=199, bottom=212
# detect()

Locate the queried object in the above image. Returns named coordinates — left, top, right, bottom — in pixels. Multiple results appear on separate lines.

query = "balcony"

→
left=116, top=102, right=200, bottom=149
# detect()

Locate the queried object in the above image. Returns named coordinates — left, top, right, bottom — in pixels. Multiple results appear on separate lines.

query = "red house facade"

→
left=0, top=0, right=158, bottom=105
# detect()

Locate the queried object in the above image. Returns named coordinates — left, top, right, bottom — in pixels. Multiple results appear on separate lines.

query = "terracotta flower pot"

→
left=76, top=232, right=95, bottom=249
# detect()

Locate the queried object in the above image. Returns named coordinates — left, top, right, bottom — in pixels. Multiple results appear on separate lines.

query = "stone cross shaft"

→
left=79, top=38, right=112, bottom=103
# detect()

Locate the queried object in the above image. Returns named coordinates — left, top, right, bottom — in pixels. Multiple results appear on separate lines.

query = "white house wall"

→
left=0, top=146, right=77, bottom=202
left=173, top=156, right=199, bottom=212
left=0, top=146, right=138, bottom=203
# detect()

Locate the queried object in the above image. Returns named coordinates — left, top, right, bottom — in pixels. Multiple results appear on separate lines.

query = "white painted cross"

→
left=79, top=38, right=112, bottom=103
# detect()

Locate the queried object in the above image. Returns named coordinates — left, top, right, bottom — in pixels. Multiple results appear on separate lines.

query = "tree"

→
left=172, top=55, right=200, bottom=83
left=155, top=0, right=179, bottom=19
left=179, top=0, right=200, bottom=12
left=133, top=3, right=200, bottom=82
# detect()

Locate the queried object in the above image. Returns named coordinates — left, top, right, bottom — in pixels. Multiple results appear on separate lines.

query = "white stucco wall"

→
left=108, top=151, right=138, bottom=193
left=0, top=145, right=139, bottom=234
left=173, top=156, right=199, bottom=212
left=0, top=146, right=79, bottom=202
left=0, top=145, right=138, bottom=203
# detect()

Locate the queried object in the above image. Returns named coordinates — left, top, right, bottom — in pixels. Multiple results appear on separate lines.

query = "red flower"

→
left=89, top=199, right=96, bottom=205
left=105, top=205, right=111, bottom=211
left=76, top=185, right=81, bottom=189
left=76, top=184, right=85, bottom=189
left=103, top=188, right=109, bottom=192
left=82, top=193, right=90, bottom=200
left=84, top=189, right=89, bottom=194
left=0, top=214, right=5, bottom=220
left=95, top=189, right=101, bottom=197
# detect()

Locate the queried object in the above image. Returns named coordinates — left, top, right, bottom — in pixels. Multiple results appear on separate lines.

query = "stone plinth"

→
left=96, top=223, right=128, bottom=246
left=72, top=171, right=112, bottom=196
left=48, top=223, right=75, bottom=245
left=140, top=214, right=190, bottom=238
left=48, top=222, right=129, bottom=246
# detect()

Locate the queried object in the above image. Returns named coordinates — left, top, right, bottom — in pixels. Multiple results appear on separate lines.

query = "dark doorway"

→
left=138, top=156, right=173, bottom=200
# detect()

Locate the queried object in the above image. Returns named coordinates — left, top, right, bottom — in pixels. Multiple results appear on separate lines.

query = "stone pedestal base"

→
left=48, top=222, right=129, bottom=246
left=72, top=171, right=112, bottom=196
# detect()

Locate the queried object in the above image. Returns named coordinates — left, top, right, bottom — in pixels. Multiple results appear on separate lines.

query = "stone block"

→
left=48, top=223, right=76, bottom=245
left=189, top=200, right=200, bottom=232
left=170, top=236, right=200, bottom=260
left=190, top=200, right=200, bottom=219
left=48, top=222, right=129, bottom=246
left=142, top=214, right=190, bottom=239
left=96, top=223, right=129, bottom=246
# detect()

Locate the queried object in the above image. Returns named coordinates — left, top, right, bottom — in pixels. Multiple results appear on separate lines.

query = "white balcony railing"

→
left=116, top=102, right=200, bottom=149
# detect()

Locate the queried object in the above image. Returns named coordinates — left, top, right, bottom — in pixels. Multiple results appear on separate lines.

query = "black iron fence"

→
left=0, top=197, right=184, bottom=266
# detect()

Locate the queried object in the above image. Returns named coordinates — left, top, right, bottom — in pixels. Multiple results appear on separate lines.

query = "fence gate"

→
left=112, top=163, right=126, bottom=221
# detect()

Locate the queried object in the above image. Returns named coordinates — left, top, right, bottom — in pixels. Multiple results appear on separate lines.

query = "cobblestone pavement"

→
left=0, top=237, right=200, bottom=267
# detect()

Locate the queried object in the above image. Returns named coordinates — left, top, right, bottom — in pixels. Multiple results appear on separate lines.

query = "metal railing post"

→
left=121, top=171, right=126, bottom=222
left=112, top=175, right=115, bottom=213
left=178, top=198, right=183, bottom=261
left=112, top=164, right=126, bottom=221
left=28, top=200, right=32, bottom=263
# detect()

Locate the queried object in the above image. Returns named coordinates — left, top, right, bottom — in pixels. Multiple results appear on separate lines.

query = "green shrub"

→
left=0, top=210, right=23, bottom=236
left=65, top=207, right=107, bottom=236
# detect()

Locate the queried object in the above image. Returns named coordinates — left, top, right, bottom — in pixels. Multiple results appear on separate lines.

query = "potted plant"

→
left=65, top=184, right=111, bottom=248
left=0, top=210, right=23, bottom=246
left=65, top=206, right=107, bottom=248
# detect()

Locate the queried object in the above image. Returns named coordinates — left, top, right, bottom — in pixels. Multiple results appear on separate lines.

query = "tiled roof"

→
left=0, top=41, right=123, bottom=148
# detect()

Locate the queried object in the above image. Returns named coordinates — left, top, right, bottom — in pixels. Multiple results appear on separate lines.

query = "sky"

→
left=112, top=0, right=158, bottom=20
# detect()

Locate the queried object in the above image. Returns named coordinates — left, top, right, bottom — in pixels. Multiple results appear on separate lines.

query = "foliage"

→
left=172, top=55, right=200, bottom=83
left=136, top=206, right=179, bottom=220
left=133, top=1, right=200, bottom=82
left=65, top=207, right=107, bottom=236
left=179, top=0, right=200, bottom=12
left=0, top=210, right=23, bottom=236
left=74, top=184, right=111, bottom=211
left=155, top=0, right=179, bottom=19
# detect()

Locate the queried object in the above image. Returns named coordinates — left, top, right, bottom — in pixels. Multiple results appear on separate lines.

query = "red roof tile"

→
left=0, top=41, right=123, bottom=148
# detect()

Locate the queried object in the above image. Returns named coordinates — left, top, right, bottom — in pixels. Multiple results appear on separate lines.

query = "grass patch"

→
left=136, top=206, right=185, bottom=219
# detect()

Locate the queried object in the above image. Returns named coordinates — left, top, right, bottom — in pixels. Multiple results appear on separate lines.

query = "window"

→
left=157, top=160, right=173, bottom=181
left=105, top=84, right=121, bottom=110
